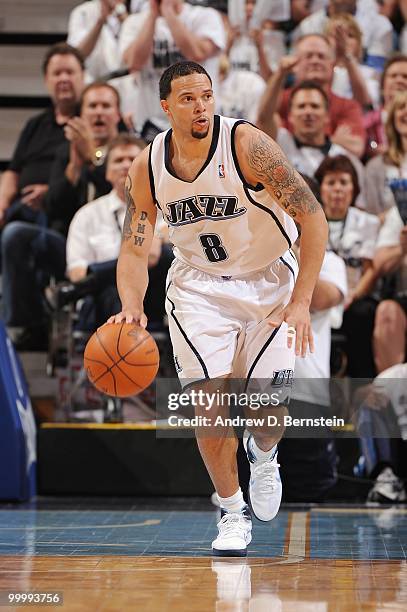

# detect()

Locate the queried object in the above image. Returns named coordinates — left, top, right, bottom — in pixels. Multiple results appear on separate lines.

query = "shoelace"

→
left=217, top=513, right=250, bottom=537
left=252, top=460, right=280, bottom=493
left=377, top=470, right=402, bottom=485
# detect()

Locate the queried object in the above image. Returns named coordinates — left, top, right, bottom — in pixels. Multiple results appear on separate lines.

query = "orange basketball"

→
left=84, top=322, right=159, bottom=397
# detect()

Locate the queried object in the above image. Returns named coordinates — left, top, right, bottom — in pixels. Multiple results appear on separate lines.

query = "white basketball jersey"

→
left=149, top=115, right=298, bottom=276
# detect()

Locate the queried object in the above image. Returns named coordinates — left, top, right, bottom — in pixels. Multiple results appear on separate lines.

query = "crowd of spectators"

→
left=0, top=0, right=406, bottom=503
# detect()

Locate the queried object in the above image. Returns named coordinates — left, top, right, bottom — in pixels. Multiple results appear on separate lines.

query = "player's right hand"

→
left=268, top=300, right=314, bottom=358
left=107, top=308, right=148, bottom=328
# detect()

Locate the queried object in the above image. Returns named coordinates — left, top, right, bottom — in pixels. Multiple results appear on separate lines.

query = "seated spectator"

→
left=65, top=133, right=164, bottom=329
left=66, top=134, right=145, bottom=283
left=0, top=43, right=84, bottom=228
left=226, top=0, right=274, bottom=80
left=279, top=244, right=347, bottom=502
left=315, top=154, right=380, bottom=377
left=119, top=0, right=226, bottom=135
left=372, top=203, right=407, bottom=373
left=379, top=0, right=405, bottom=44
left=288, top=0, right=314, bottom=30
left=217, top=53, right=266, bottom=122
left=257, top=34, right=367, bottom=157
left=267, top=80, right=365, bottom=197
left=67, top=0, right=128, bottom=82
left=45, top=81, right=122, bottom=235
left=353, top=363, right=407, bottom=503
left=293, top=0, right=393, bottom=71
left=382, top=54, right=407, bottom=112
left=364, top=53, right=407, bottom=157
left=52, top=134, right=172, bottom=330
left=242, top=0, right=291, bottom=30
left=365, top=90, right=407, bottom=216
left=254, top=0, right=316, bottom=55
left=325, top=12, right=380, bottom=108
left=1, top=82, right=123, bottom=351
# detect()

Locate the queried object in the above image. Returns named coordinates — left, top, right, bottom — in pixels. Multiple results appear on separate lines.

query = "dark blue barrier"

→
left=0, top=321, right=36, bottom=500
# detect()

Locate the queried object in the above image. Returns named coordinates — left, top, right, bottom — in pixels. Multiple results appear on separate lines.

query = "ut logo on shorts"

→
left=271, top=369, right=294, bottom=387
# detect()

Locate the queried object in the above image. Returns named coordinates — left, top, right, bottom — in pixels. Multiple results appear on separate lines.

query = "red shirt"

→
left=279, top=88, right=366, bottom=141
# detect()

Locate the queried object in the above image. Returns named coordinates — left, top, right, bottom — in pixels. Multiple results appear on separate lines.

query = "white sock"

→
left=217, top=487, right=246, bottom=513
left=250, top=437, right=277, bottom=462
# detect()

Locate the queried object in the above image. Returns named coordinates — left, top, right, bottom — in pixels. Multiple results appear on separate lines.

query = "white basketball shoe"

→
left=243, top=433, right=282, bottom=521
left=367, top=467, right=407, bottom=503
left=212, top=506, right=252, bottom=557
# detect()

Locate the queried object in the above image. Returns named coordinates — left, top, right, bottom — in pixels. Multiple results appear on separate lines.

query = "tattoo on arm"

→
left=247, top=133, right=320, bottom=218
left=122, top=175, right=136, bottom=242
left=134, top=211, right=147, bottom=247
left=122, top=175, right=151, bottom=248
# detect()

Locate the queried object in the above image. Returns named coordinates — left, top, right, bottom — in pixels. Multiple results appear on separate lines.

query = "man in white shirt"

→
left=353, top=363, right=407, bottom=503
left=66, top=134, right=144, bottom=281
left=68, top=0, right=128, bottom=81
left=279, top=247, right=347, bottom=500
left=266, top=80, right=365, bottom=202
left=226, top=0, right=284, bottom=80
left=119, top=0, right=226, bottom=133
left=292, top=249, right=347, bottom=405
left=64, top=133, right=164, bottom=329
left=218, top=54, right=266, bottom=124
left=257, top=35, right=367, bottom=158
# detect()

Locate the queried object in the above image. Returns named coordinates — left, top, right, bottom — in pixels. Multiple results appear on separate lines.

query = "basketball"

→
left=83, top=322, right=159, bottom=397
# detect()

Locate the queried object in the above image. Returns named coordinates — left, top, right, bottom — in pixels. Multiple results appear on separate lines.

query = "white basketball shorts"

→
left=165, top=251, right=298, bottom=385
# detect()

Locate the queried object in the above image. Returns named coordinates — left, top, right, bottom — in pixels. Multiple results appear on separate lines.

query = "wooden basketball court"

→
left=1, top=502, right=406, bottom=610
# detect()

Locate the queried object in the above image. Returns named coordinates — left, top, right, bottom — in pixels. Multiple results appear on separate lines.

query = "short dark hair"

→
left=42, top=42, right=85, bottom=74
left=314, top=154, right=360, bottom=205
left=107, top=134, right=146, bottom=162
left=80, top=81, right=121, bottom=112
left=288, top=80, right=329, bottom=110
left=381, top=53, right=407, bottom=91
left=159, top=61, right=212, bottom=100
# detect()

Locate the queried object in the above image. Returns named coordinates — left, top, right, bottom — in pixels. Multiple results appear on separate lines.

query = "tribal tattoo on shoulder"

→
left=247, top=133, right=320, bottom=219
left=122, top=175, right=148, bottom=247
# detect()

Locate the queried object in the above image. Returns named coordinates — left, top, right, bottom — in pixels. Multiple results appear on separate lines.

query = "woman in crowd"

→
left=325, top=13, right=380, bottom=109
left=315, top=155, right=380, bottom=377
left=365, top=90, right=407, bottom=218
left=369, top=96, right=407, bottom=372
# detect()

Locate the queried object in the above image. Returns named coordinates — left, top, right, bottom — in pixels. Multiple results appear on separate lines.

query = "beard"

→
left=191, top=127, right=209, bottom=139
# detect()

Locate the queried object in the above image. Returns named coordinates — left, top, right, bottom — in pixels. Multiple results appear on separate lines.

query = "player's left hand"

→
left=268, top=300, right=314, bottom=357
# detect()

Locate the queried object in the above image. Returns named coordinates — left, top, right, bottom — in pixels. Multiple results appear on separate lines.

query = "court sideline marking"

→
left=0, top=520, right=161, bottom=531
left=273, top=511, right=309, bottom=565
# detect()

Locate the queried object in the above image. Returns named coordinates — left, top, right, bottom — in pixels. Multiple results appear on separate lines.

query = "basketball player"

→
left=108, top=61, right=328, bottom=556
